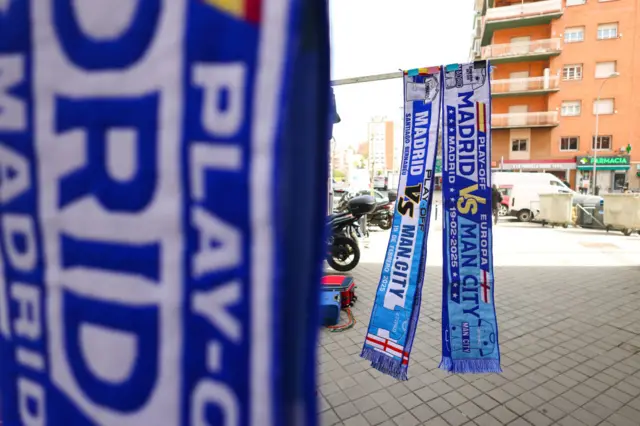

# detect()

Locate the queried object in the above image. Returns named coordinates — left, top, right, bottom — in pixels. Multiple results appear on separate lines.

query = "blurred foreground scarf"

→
left=0, top=1, right=328, bottom=425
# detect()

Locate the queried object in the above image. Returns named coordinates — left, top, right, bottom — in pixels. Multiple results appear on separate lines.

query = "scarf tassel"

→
left=439, top=357, right=502, bottom=374
left=361, top=347, right=408, bottom=381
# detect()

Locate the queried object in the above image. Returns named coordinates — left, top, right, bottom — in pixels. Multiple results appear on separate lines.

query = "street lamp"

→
left=592, top=72, right=620, bottom=194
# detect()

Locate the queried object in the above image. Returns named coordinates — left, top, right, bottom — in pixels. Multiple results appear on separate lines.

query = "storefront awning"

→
left=576, top=155, right=631, bottom=171
left=577, top=165, right=630, bottom=170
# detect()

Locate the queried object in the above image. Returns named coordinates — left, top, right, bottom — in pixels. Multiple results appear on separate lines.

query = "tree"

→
left=333, top=170, right=346, bottom=180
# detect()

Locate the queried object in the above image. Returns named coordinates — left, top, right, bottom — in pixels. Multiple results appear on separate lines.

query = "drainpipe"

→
left=592, top=73, right=620, bottom=194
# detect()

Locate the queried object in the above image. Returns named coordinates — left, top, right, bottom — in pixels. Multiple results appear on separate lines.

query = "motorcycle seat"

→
left=328, top=212, right=351, bottom=221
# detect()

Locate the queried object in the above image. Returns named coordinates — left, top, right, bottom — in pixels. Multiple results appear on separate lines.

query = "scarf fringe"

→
left=439, top=357, right=502, bottom=374
left=361, top=347, right=408, bottom=381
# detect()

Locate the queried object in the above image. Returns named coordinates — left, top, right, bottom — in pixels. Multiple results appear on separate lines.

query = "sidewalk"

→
left=320, top=222, right=640, bottom=426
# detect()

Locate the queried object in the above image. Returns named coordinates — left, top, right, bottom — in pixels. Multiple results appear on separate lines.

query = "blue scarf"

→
left=361, top=67, right=442, bottom=380
left=0, top=1, right=326, bottom=425
left=440, top=61, right=501, bottom=374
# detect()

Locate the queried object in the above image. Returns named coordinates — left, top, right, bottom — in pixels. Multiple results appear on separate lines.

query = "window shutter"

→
left=599, top=23, right=618, bottom=31
left=595, top=62, right=615, bottom=78
left=593, top=99, right=614, bottom=115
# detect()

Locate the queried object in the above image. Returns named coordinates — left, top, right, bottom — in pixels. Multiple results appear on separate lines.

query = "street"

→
left=320, top=219, right=640, bottom=426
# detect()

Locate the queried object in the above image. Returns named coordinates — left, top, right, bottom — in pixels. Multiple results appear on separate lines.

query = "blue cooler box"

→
left=320, top=290, right=341, bottom=326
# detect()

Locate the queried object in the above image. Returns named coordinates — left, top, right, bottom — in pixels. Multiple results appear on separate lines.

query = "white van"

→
left=492, top=173, right=569, bottom=221
left=498, top=178, right=602, bottom=222
left=505, top=184, right=562, bottom=222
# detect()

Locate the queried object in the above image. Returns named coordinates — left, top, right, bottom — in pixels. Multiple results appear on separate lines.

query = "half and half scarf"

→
left=440, top=61, right=501, bottom=374
left=361, top=67, right=442, bottom=380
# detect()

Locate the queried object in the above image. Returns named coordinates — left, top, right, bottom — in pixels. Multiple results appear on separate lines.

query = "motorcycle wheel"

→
left=378, top=217, right=392, bottom=230
left=327, top=236, right=360, bottom=272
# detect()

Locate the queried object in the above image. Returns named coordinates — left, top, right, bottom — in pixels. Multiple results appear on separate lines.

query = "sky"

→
left=329, top=0, right=476, bottom=149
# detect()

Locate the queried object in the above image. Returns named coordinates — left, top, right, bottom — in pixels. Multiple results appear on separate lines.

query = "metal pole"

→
left=592, top=91, right=600, bottom=195
left=331, top=71, right=403, bottom=87
left=592, top=73, right=619, bottom=194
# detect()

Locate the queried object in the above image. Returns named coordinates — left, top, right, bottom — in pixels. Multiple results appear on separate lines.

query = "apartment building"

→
left=471, top=0, right=640, bottom=191
left=367, top=117, right=395, bottom=174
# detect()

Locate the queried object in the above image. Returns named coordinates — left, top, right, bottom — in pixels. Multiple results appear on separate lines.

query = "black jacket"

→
left=492, top=187, right=502, bottom=209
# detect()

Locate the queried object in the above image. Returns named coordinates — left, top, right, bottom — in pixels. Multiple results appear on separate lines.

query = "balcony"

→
left=481, top=0, right=564, bottom=45
left=492, top=111, right=559, bottom=129
left=482, top=38, right=561, bottom=64
left=491, top=75, right=559, bottom=97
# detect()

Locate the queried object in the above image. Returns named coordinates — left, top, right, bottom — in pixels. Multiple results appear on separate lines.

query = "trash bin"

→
left=602, top=193, right=640, bottom=235
left=538, top=193, right=573, bottom=227
left=575, top=200, right=606, bottom=229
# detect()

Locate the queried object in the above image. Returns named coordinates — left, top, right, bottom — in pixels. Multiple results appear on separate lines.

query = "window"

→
left=595, top=61, right=616, bottom=78
left=567, top=0, right=586, bottom=5
left=564, top=27, right=585, bottom=43
left=511, top=139, right=528, bottom=152
left=593, top=98, right=614, bottom=115
left=561, top=101, right=581, bottom=117
left=598, top=23, right=618, bottom=40
left=563, top=64, right=583, bottom=81
left=560, top=137, right=579, bottom=151
left=592, top=135, right=612, bottom=150
left=613, top=172, right=626, bottom=191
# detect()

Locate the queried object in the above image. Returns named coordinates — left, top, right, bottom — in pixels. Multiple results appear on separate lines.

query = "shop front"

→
left=575, top=155, right=631, bottom=193
left=490, top=159, right=577, bottom=186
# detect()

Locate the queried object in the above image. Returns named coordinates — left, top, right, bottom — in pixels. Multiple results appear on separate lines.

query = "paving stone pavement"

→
left=319, top=221, right=640, bottom=426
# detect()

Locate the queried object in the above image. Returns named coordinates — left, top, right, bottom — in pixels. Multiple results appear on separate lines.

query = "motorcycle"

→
left=334, top=189, right=396, bottom=231
left=326, top=213, right=361, bottom=272
left=367, top=202, right=393, bottom=230
left=326, top=195, right=376, bottom=272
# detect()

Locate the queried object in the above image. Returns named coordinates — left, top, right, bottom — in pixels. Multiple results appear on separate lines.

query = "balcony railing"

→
left=482, top=38, right=561, bottom=60
left=485, top=0, right=563, bottom=22
left=491, top=75, right=560, bottom=95
left=492, top=111, right=559, bottom=128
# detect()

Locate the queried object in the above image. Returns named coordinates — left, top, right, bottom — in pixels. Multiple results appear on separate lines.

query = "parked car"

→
left=496, top=185, right=512, bottom=217
left=373, top=176, right=387, bottom=190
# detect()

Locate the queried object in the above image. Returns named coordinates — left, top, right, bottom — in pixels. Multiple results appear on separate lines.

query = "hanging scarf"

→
left=440, top=61, right=501, bottom=374
left=0, top=1, right=326, bottom=425
left=361, top=67, right=442, bottom=380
